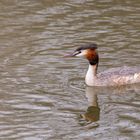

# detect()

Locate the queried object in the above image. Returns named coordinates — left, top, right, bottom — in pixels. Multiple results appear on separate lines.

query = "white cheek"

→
left=76, top=53, right=84, bottom=57
left=76, top=50, right=87, bottom=57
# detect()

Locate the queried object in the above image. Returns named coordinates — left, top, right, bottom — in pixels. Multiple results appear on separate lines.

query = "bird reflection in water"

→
left=79, top=86, right=100, bottom=127
left=79, top=83, right=140, bottom=127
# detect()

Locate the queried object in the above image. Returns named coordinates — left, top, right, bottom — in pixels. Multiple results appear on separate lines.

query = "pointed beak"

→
left=63, top=52, right=76, bottom=58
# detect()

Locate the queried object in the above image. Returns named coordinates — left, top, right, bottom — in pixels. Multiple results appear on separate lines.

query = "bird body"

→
left=65, top=43, right=140, bottom=87
left=86, top=65, right=140, bottom=86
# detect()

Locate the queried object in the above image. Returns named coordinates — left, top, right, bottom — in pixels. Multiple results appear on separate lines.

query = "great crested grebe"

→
left=65, top=43, right=140, bottom=86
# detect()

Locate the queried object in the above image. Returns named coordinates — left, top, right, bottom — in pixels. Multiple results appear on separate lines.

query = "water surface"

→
left=0, top=0, right=140, bottom=139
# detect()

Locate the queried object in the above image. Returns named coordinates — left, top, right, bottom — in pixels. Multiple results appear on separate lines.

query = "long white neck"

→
left=85, top=64, right=98, bottom=86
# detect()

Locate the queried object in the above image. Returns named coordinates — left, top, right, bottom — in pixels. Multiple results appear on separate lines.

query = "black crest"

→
left=76, top=43, right=98, bottom=52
